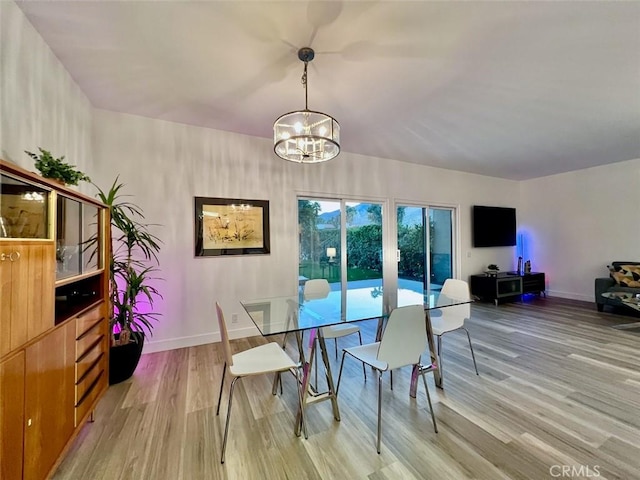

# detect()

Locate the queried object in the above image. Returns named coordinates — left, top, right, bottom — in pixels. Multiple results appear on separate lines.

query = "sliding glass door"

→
left=298, top=198, right=384, bottom=314
left=397, top=205, right=455, bottom=305
left=298, top=198, right=456, bottom=311
left=344, top=201, right=384, bottom=316
left=345, top=201, right=383, bottom=286
left=298, top=199, right=341, bottom=285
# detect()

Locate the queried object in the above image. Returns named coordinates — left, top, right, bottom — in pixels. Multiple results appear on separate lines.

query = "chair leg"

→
left=336, top=351, right=348, bottom=395
left=358, top=331, right=366, bottom=381
left=377, top=370, right=383, bottom=454
left=221, top=376, right=240, bottom=464
left=334, top=338, right=338, bottom=359
left=463, top=327, right=479, bottom=375
left=390, top=370, right=393, bottom=391
left=272, top=372, right=283, bottom=395
left=420, top=372, right=438, bottom=433
left=437, top=335, right=444, bottom=382
left=216, top=363, right=227, bottom=416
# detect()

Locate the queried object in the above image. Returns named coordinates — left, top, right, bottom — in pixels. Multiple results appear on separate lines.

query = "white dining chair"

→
left=303, top=279, right=366, bottom=383
left=431, top=279, right=479, bottom=379
left=215, top=302, right=302, bottom=464
left=336, top=304, right=438, bottom=453
left=303, top=279, right=364, bottom=356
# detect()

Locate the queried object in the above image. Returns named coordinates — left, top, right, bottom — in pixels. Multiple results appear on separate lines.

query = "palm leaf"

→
left=94, top=177, right=163, bottom=343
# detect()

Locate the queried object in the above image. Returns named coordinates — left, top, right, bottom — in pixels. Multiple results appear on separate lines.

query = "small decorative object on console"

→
left=485, top=264, right=500, bottom=276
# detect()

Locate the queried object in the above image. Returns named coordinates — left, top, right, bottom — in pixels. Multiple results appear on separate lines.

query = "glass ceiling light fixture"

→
left=274, top=47, right=340, bottom=163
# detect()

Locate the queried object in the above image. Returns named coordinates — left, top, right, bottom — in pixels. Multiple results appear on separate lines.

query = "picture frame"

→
left=194, top=196, right=270, bottom=257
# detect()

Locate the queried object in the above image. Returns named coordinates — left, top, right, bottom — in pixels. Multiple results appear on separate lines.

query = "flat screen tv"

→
left=472, top=206, right=517, bottom=247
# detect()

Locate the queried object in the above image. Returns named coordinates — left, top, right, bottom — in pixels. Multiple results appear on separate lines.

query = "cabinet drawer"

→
left=75, top=369, right=107, bottom=427
left=76, top=341, right=104, bottom=381
left=76, top=321, right=104, bottom=360
left=76, top=306, right=103, bottom=338
left=76, top=356, right=105, bottom=405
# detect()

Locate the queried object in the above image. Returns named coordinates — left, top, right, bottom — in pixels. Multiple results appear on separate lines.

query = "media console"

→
left=470, top=272, right=546, bottom=305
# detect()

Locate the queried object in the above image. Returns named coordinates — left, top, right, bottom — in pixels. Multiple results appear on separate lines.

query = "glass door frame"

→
left=388, top=200, right=461, bottom=309
left=296, top=192, right=391, bottom=314
left=295, top=193, right=460, bottom=314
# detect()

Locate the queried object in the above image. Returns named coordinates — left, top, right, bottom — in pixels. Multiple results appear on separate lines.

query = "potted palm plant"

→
left=93, top=177, right=162, bottom=384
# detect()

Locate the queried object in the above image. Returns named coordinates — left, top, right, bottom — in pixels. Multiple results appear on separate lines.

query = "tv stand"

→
left=470, top=272, right=545, bottom=305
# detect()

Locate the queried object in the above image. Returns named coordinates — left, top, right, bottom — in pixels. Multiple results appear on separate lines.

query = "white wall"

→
left=520, top=158, right=640, bottom=301
left=0, top=1, right=93, bottom=187
left=92, top=109, right=520, bottom=353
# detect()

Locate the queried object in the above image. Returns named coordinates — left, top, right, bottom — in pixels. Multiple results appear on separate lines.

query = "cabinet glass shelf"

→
left=1, top=172, right=51, bottom=239
left=56, top=195, right=101, bottom=280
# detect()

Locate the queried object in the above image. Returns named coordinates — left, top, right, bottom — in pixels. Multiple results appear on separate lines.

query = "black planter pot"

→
left=109, top=331, right=145, bottom=385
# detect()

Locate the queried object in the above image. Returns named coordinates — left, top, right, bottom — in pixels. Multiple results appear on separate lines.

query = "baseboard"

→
left=141, top=325, right=260, bottom=354
left=545, top=290, right=593, bottom=302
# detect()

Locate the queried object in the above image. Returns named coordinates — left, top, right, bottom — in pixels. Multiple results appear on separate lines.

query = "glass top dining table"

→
left=240, top=287, right=471, bottom=337
left=240, top=286, right=472, bottom=391
left=240, top=285, right=472, bottom=436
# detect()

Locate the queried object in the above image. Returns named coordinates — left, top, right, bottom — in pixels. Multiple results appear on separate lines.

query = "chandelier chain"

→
left=301, top=62, right=309, bottom=110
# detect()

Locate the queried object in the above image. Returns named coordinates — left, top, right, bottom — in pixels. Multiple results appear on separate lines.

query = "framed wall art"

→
left=194, top=197, right=270, bottom=256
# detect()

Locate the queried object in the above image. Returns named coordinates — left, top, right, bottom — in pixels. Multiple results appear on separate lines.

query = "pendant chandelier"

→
left=273, top=47, right=340, bottom=163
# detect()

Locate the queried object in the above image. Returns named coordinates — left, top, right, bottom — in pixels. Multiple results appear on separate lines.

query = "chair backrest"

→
left=438, top=278, right=471, bottom=330
left=377, top=304, right=427, bottom=371
left=303, top=278, right=331, bottom=300
left=216, top=302, right=234, bottom=366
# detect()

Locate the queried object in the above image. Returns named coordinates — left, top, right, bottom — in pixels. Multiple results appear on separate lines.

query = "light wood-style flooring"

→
left=52, top=297, right=640, bottom=480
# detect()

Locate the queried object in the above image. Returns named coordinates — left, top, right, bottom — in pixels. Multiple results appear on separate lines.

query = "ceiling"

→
left=16, top=1, right=640, bottom=180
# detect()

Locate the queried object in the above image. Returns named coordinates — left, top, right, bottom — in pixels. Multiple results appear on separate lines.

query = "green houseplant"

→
left=92, top=177, right=162, bottom=383
left=25, top=147, right=91, bottom=185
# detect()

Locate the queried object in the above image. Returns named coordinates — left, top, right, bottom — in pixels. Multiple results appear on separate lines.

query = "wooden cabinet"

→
left=0, top=242, right=55, bottom=357
left=1, top=159, right=110, bottom=480
left=24, top=322, right=76, bottom=480
left=1, top=351, right=25, bottom=480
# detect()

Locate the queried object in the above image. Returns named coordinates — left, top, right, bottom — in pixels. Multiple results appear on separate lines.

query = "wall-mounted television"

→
left=472, top=206, right=517, bottom=247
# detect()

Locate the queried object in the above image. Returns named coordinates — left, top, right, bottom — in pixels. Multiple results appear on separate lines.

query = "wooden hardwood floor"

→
left=52, top=297, right=640, bottom=480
